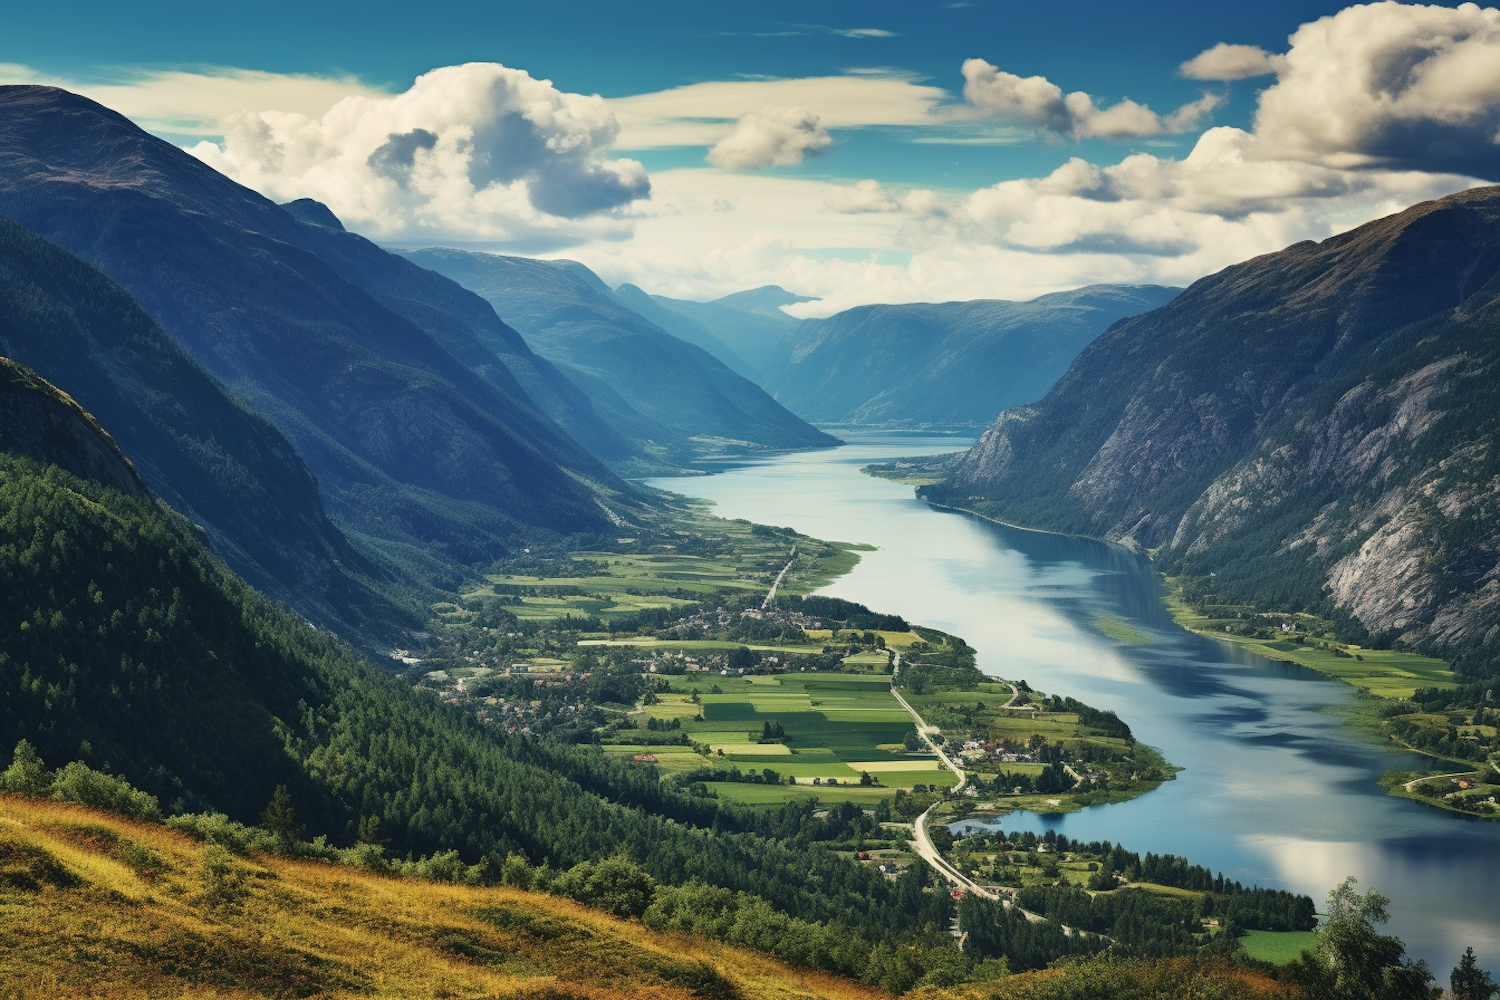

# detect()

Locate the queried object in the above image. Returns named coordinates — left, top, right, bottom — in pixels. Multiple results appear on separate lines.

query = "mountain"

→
left=611, top=282, right=755, bottom=378
left=647, top=285, right=810, bottom=376
left=762, top=286, right=1181, bottom=428
left=928, top=186, right=1500, bottom=658
left=0, top=85, right=635, bottom=579
left=399, top=249, right=838, bottom=468
left=0, top=218, right=403, bottom=639
left=0, top=356, right=144, bottom=498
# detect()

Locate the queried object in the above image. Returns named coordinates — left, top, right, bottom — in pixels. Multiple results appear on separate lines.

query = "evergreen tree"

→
left=261, top=785, right=305, bottom=852
left=2, top=740, right=51, bottom=796
left=1453, top=948, right=1498, bottom=1000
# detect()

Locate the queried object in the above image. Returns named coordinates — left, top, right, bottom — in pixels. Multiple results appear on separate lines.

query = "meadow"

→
left=0, top=795, right=887, bottom=1000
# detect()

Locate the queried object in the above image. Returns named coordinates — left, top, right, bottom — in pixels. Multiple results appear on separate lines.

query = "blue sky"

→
left=4, top=1, right=1497, bottom=309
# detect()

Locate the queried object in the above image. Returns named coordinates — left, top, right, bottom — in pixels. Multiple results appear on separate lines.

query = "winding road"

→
left=889, top=654, right=1078, bottom=932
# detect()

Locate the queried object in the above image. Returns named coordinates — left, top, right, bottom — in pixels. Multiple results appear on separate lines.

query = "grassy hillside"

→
left=0, top=794, right=887, bottom=1000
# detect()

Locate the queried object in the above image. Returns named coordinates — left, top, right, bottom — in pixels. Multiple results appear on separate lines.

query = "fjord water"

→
left=650, top=431, right=1500, bottom=970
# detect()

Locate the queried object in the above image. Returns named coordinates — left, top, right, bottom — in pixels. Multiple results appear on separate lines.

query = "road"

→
left=761, top=546, right=797, bottom=608
left=890, top=654, right=1076, bottom=931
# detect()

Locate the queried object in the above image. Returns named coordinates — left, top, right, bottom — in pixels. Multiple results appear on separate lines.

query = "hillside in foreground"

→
left=0, top=795, right=885, bottom=1000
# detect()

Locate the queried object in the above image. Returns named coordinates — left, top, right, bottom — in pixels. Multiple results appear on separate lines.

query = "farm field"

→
left=629, top=672, right=955, bottom=801
left=460, top=508, right=871, bottom=624
left=1165, top=591, right=1454, bottom=699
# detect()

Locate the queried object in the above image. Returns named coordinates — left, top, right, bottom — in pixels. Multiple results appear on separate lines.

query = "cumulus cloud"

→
left=961, top=58, right=1222, bottom=139
left=823, top=179, right=946, bottom=216
left=1180, top=43, right=1286, bottom=81
left=706, top=108, right=832, bottom=169
left=1251, top=1, right=1500, bottom=177
left=609, top=73, right=945, bottom=149
left=191, top=62, right=650, bottom=246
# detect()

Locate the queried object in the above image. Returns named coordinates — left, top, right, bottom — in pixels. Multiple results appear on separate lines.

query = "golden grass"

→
left=0, top=795, right=889, bottom=1000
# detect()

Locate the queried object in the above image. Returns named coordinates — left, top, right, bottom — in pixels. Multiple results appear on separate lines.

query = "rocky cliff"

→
left=930, top=186, right=1500, bottom=657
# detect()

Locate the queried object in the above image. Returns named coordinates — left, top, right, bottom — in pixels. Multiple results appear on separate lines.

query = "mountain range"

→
left=639, top=284, right=812, bottom=378
left=0, top=215, right=404, bottom=638
left=0, top=85, right=643, bottom=618
left=399, top=249, right=837, bottom=470
left=928, top=186, right=1500, bottom=660
left=758, top=285, right=1180, bottom=427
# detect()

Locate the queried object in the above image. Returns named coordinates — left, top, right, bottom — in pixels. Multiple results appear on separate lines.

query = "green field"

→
left=637, top=672, right=955, bottom=801
left=1238, top=930, right=1319, bottom=965
left=460, top=509, right=871, bottom=623
left=1166, top=592, right=1454, bottom=699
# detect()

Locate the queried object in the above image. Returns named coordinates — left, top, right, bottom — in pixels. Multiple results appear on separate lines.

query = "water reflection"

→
left=649, top=431, right=1500, bottom=968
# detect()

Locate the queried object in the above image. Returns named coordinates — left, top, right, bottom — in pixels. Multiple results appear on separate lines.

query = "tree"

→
left=260, top=785, right=305, bottom=851
left=1287, top=876, right=1433, bottom=1000
left=1453, top=948, right=1498, bottom=1000
left=2, top=740, right=51, bottom=796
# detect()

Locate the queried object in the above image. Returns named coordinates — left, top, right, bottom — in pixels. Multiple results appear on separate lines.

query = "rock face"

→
left=0, top=357, right=144, bottom=497
left=930, top=186, right=1500, bottom=656
left=400, top=249, right=837, bottom=471
left=759, top=285, right=1180, bottom=427
left=0, top=85, right=633, bottom=571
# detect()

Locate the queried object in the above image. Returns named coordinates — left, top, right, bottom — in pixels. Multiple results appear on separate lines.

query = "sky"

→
left=5, top=1, right=1500, bottom=313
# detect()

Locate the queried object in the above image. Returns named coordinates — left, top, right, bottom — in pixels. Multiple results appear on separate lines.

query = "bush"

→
left=49, top=761, right=161, bottom=822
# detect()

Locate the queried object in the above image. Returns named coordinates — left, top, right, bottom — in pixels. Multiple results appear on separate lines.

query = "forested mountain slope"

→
left=0, top=85, right=635, bottom=573
left=277, top=197, right=638, bottom=468
left=612, top=281, right=756, bottom=378
left=0, top=442, right=956, bottom=986
left=401, top=249, right=837, bottom=469
left=762, top=286, right=1180, bottom=427
left=929, top=186, right=1500, bottom=662
left=0, top=356, right=144, bottom=498
left=0, top=219, right=406, bottom=639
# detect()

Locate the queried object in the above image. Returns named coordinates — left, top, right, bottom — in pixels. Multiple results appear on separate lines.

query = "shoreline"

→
left=873, top=481, right=1493, bottom=822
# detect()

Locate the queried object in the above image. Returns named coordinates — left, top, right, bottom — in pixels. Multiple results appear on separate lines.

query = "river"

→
left=649, top=430, right=1500, bottom=972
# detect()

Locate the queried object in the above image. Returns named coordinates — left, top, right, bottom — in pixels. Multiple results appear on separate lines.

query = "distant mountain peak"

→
left=712, top=285, right=816, bottom=316
left=280, top=198, right=346, bottom=231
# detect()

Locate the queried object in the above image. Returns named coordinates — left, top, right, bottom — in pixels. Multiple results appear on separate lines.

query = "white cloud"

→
left=1251, top=1, right=1500, bottom=176
left=190, top=62, right=649, bottom=246
left=706, top=107, right=832, bottom=169
left=1180, top=43, right=1286, bottom=81
left=608, top=73, right=947, bottom=149
left=0, top=62, right=379, bottom=136
left=823, top=179, right=946, bottom=216
left=961, top=58, right=1222, bottom=139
